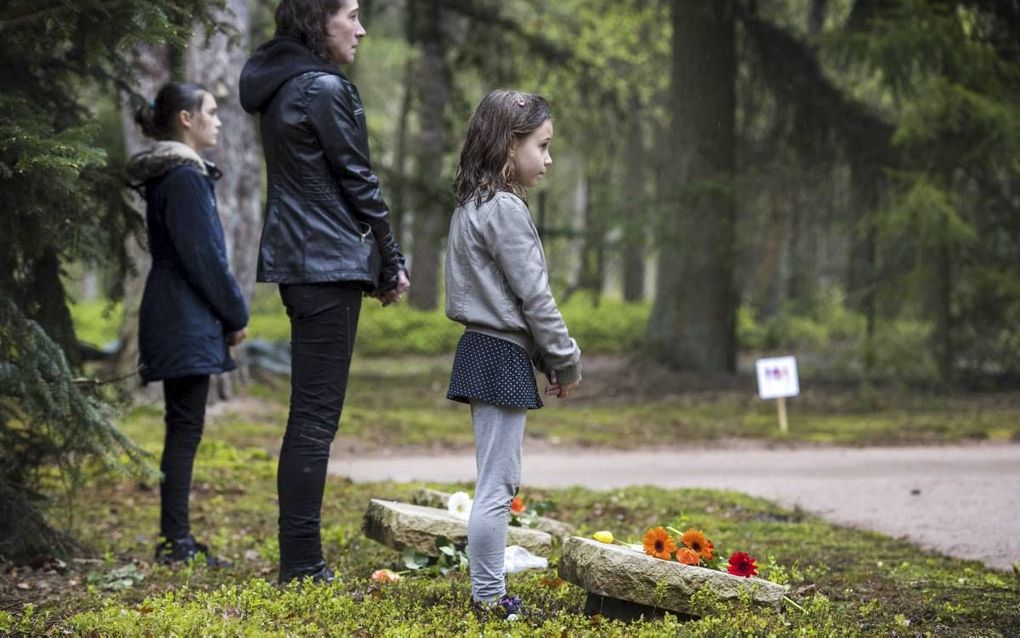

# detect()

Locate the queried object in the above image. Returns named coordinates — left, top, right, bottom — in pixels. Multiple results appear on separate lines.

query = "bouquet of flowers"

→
left=593, top=526, right=760, bottom=578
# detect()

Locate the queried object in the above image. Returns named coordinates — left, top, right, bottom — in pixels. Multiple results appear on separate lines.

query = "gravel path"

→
left=329, top=442, right=1020, bottom=571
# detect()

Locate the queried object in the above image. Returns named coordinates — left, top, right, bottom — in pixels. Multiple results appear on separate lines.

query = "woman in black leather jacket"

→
left=240, top=0, right=409, bottom=584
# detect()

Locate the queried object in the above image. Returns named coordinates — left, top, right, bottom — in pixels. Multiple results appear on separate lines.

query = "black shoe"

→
left=472, top=594, right=525, bottom=622
left=279, top=561, right=334, bottom=585
left=154, top=535, right=231, bottom=568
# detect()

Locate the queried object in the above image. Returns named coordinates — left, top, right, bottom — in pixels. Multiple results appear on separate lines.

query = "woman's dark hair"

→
left=275, top=0, right=345, bottom=63
left=453, top=90, right=552, bottom=207
left=134, top=82, right=208, bottom=140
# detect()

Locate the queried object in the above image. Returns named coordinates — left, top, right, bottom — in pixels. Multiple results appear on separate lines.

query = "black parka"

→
left=239, top=37, right=406, bottom=291
left=127, top=142, right=249, bottom=383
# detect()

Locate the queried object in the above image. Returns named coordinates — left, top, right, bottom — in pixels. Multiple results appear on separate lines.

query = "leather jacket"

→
left=240, top=37, right=406, bottom=291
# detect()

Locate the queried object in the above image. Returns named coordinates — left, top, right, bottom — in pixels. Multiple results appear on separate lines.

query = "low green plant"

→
left=71, top=292, right=651, bottom=357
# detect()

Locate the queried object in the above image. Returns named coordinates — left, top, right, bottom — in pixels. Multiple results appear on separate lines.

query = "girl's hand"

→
left=544, top=370, right=559, bottom=396
left=544, top=372, right=581, bottom=398
left=557, top=378, right=581, bottom=399
left=226, top=328, right=247, bottom=346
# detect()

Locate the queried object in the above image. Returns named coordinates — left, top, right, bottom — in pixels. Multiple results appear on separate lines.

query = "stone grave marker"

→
left=559, top=537, right=788, bottom=621
left=363, top=499, right=553, bottom=557
left=411, top=487, right=575, bottom=538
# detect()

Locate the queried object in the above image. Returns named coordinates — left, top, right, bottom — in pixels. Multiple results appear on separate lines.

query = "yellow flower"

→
left=642, top=527, right=677, bottom=560
left=593, top=530, right=614, bottom=544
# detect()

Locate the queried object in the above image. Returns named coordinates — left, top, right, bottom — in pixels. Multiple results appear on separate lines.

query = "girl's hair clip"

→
left=516, top=97, right=526, bottom=107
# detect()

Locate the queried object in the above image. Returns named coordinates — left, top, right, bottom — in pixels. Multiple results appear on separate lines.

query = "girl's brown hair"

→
left=453, top=89, right=552, bottom=207
left=275, top=0, right=345, bottom=63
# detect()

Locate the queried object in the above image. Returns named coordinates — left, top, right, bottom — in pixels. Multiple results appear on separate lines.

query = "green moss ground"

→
left=177, top=355, right=1020, bottom=453
left=2, top=395, right=1018, bottom=636
left=38, top=298, right=1020, bottom=635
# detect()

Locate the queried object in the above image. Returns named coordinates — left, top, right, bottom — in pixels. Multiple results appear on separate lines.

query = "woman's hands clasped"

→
left=376, top=270, right=410, bottom=306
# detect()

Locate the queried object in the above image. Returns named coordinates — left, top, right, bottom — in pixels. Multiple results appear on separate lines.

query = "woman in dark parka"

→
left=127, top=82, right=249, bottom=566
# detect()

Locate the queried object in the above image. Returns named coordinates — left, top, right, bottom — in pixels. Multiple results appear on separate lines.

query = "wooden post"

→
left=777, top=397, right=788, bottom=433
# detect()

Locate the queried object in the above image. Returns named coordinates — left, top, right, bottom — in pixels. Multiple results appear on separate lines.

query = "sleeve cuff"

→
left=554, top=363, right=582, bottom=386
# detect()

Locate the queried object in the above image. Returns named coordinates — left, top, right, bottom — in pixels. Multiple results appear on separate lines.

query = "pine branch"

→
left=741, top=14, right=895, bottom=165
left=0, top=0, right=128, bottom=33
left=423, top=0, right=573, bottom=63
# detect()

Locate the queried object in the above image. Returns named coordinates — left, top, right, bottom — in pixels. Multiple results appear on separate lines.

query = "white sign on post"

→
left=755, top=356, right=800, bottom=399
left=755, top=356, right=799, bottom=433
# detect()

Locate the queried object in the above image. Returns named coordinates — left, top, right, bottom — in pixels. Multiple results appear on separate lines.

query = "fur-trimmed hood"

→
left=127, top=141, right=219, bottom=185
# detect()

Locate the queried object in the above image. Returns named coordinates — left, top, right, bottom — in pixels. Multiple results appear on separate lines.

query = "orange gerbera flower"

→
left=642, top=527, right=677, bottom=560
left=681, top=528, right=714, bottom=561
left=509, top=497, right=526, bottom=514
left=676, top=547, right=701, bottom=565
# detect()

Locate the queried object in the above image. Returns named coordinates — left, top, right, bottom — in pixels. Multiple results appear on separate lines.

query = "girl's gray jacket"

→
left=445, top=191, right=582, bottom=385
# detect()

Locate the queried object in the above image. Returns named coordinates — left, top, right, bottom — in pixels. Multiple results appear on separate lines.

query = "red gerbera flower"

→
left=727, top=551, right=758, bottom=578
left=510, top=496, right=526, bottom=514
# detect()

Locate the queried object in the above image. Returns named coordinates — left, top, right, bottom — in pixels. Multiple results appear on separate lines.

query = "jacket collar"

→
left=127, top=140, right=219, bottom=184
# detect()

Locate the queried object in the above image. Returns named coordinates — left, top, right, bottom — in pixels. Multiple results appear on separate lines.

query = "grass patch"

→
left=71, top=290, right=649, bottom=357
left=69, top=300, right=123, bottom=347
left=2, top=432, right=1017, bottom=636
left=112, top=355, right=1020, bottom=453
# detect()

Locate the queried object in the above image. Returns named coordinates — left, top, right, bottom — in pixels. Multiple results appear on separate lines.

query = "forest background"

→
left=1, top=0, right=1019, bottom=633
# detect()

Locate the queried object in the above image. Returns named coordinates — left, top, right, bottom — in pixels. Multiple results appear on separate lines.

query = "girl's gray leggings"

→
left=467, top=399, right=526, bottom=602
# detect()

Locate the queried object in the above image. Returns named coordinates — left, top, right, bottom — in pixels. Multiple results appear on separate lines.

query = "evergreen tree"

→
left=829, top=0, right=1020, bottom=383
left=0, top=0, right=222, bottom=562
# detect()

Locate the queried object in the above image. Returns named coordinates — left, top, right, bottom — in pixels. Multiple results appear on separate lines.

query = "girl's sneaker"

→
left=472, top=594, right=526, bottom=622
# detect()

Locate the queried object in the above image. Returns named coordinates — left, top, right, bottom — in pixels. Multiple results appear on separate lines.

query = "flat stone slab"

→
left=363, top=499, right=553, bottom=557
left=411, top=488, right=575, bottom=538
left=559, top=537, right=788, bottom=618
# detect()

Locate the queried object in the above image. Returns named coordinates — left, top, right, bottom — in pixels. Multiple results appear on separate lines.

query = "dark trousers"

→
left=160, top=374, right=209, bottom=540
left=277, top=283, right=362, bottom=576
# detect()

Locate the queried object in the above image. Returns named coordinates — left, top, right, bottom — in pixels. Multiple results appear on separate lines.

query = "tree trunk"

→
left=621, top=93, right=647, bottom=303
left=567, top=159, right=609, bottom=305
left=116, top=45, right=171, bottom=382
left=388, top=56, right=415, bottom=246
left=932, top=222, right=954, bottom=386
left=808, top=0, right=827, bottom=35
left=187, top=0, right=260, bottom=306
left=786, top=167, right=820, bottom=312
left=648, top=0, right=737, bottom=372
left=754, top=142, right=794, bottom=320
left=31, top=248, right=80, bottom=369
left=187, top=0, right=261, bottom=399
left=407, top=0, right=451, bottom=310
left=848, top=162, right=879, bottom=376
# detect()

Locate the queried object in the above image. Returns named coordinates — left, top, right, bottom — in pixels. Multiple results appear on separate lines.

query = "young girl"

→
left=128, top=82, right=249, bottom=567
left=446, top=89, right=582, bottom=618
